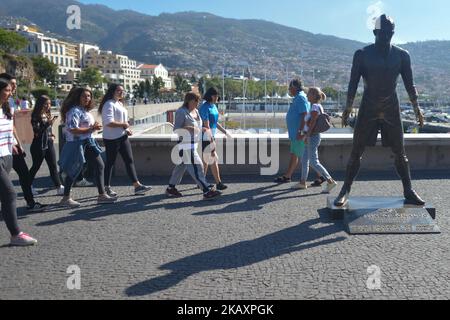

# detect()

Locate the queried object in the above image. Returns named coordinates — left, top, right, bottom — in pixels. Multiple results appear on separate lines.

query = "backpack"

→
left=311, top=105, right=332, bottom=134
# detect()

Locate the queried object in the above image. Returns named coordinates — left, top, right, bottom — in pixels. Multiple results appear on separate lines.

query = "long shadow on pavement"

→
left=34, top=182, right=322, bottom=226
left=192, top=184, right=323, bottom=216
left=125, top=209, right=345, bottom=297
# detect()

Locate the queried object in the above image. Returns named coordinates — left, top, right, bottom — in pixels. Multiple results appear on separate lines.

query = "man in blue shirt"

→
left=275, top=78, right=310, bottom=185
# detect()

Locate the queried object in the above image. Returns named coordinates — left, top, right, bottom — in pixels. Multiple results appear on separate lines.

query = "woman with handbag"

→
left=299, top=87, right=337, bottom=193
left=166, top=92, right=221, bottom=200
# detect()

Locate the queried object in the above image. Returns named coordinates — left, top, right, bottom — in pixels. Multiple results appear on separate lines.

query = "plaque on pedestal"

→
left=326, top=197, right=440, bottom=235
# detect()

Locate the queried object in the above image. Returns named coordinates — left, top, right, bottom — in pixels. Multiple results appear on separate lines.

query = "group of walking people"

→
left=0, top=75, right=152, bottom=246
left=1, top=72, right=334, bottom=247
left=275, top=78, right=337, bottom=193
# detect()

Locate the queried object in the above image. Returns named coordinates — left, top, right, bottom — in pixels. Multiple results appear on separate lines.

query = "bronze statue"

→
left=334, top=14, right=425, bottom=207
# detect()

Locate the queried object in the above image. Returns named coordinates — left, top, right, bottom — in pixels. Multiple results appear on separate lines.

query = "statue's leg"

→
left=334, top=145, right=365, bottom=207
left=392, top=146, right=425, bottom=205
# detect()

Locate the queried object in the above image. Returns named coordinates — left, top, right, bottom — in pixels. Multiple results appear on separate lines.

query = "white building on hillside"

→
left=14, top=25, right=82, bottom=91
left=84, top=49, right=142, bottom=90
left=78, top=43, right=100, bottom=68
left=138, top=64, right=172, bottom=89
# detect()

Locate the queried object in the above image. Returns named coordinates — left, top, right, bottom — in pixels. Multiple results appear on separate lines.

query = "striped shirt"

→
left=0, top=107, right=14, bottom=157
left=65, top=106, right=95, bottom=142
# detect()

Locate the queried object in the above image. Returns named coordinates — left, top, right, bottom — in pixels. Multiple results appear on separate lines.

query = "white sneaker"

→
left=57, top=186, right=65, bottom=196
left=10, top=232, right=38, bottom=247
left=293, top=183, right=308, bottom=190
left=59, top=198, right=81, bottom=208
left=97, top=194, right=118, bottom=204
left=323, top=181, right=338, bottom=194
left=105, top=187, right=118, bottom=198
left=74, top=179, right=94, bottom=187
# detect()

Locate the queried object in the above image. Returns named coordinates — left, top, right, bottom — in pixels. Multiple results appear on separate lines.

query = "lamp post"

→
left=222, top=65, right=226, bottom=130
left=313, top=69, right=321, bottom=87
left=54, top=74, right=58, bottom=106
left=300, top=50, right=304, bottom=79
left=261, top=48, right=268, bottom=131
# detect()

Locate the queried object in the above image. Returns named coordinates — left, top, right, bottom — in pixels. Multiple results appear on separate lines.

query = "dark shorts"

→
left=353, top=119, right=404, bottom=151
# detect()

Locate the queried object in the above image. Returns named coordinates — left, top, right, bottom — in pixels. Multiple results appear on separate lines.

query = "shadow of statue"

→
left=125, top=213, right=345, bottom=297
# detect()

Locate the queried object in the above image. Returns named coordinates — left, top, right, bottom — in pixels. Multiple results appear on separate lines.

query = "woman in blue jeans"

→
left=300, top=87, right=337, bottom=193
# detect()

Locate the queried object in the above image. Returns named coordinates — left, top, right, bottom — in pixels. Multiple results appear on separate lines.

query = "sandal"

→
left=274, top=176, right=291, bottom=183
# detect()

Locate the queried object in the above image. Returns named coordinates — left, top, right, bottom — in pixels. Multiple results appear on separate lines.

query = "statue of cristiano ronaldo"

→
left=334, top=14, right=425, bottom=207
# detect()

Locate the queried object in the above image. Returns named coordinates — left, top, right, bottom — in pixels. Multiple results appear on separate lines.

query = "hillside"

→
left=1, top=0, right=449, bottom=99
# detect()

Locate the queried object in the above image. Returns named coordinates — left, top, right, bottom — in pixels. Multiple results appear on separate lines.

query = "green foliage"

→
left=0, top=29, right=28, bottom=53
left=144, top=79, right=151, bottom=97
left=31, top=56, right=58, bottom=83
left=151, top=76, right=164, bottom=97
left=322, top=87, right=339, bottom=101
left=174, top=74, right=191, bottom=93
left=79, top=67, right=104, bottom=88
left=138, top=82, right=146, bottom=99
left=31, top=87, right=50, bottom=98
left=93, top=90, right=103, bottom=100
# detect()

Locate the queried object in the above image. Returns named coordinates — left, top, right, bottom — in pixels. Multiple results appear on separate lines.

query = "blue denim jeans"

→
left=301, top=133, right=332, bottom=181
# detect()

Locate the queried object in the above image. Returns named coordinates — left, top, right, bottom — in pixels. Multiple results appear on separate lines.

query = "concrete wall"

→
left=13, top=102, right=181, bottom=145
left=125, top=102, right=180, bottom=121
left=101, top=133, right=450, bottom=177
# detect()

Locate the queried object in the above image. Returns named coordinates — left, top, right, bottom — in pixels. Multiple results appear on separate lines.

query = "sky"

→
left=78, top=0, right=450, bottom=43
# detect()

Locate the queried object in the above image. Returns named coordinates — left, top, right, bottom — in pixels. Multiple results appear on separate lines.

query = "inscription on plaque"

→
left=345, top=207, right=440, bottom=235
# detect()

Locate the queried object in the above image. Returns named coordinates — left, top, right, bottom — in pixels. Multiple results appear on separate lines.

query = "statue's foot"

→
left=334, top=190, right=349, bottom=207
left=404, top=189, right=425, bottom=206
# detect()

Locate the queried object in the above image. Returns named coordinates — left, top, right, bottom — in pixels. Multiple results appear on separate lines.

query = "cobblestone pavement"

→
left=1, top=168, right=449, bottom=300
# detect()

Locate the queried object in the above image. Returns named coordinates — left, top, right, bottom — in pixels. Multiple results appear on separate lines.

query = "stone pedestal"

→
left=327, top=197, right=440, bottom=235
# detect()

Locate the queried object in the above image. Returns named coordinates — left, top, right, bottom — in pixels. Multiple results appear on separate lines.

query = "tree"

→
left=145, top=79, right=151, bottom=98
left=174, top=74, right=184, bottom=93
left=322, top=87, right=339, bottom=101
left=198, top=77, right=206, bottom=96
left=175, top=74, right=192, bottom=93
left=0, top=29, right=28, bottom=53
left=138, top=81, right=146, bottom=99
left=151, top=76, right=164, bottom=98
left=180, top=79, right=192, bottom=93
left=78, top=67, right=104, bottom=88
left=132, top=83, right=140, bottom=100
left=31, top=56, right=58, bottom=83
left=31, top=88, right=50, bottom=99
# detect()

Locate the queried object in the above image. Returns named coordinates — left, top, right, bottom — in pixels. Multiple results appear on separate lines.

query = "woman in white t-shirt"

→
left=0, top=78, right=37, bottom=246
left=300, top=87, right=338, bottom=193
left=98, top=84, right=151, bottom=197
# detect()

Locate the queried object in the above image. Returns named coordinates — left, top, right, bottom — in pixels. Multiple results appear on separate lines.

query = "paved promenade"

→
left=1, top=168, right=449, bottom=300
